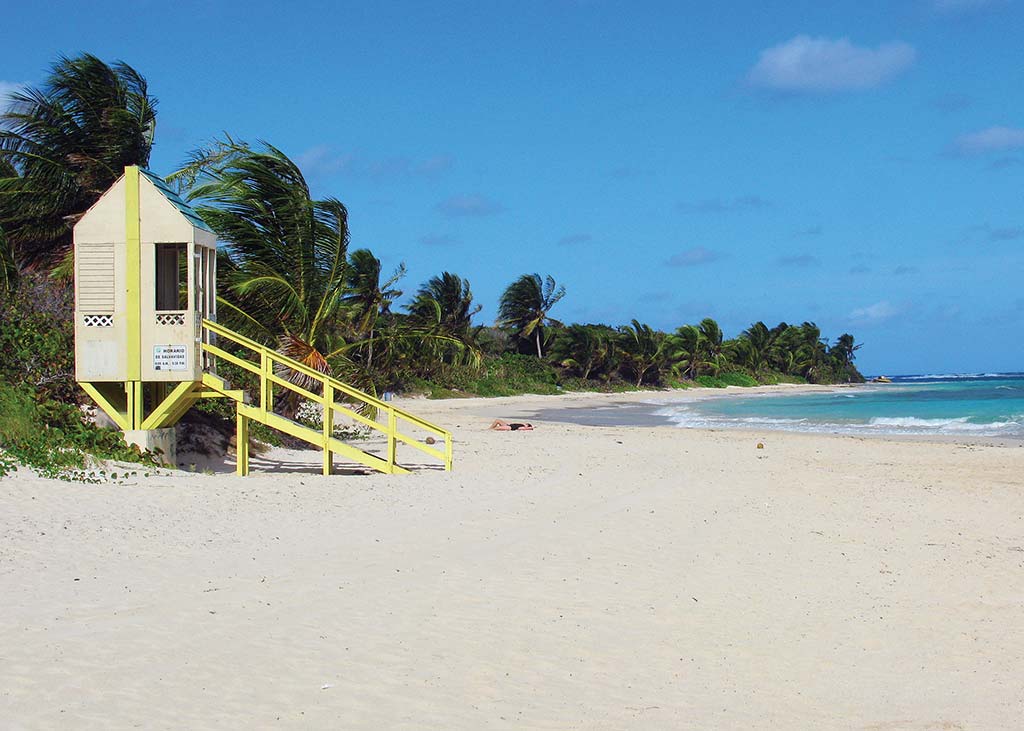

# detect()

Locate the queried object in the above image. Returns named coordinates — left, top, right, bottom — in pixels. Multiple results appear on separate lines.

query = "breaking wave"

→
left=894, top=373, right=1016, bottom=381
left=654, top=405, right=1023, bottom=437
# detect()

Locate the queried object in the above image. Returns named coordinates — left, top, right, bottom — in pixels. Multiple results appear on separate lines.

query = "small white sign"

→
left=153, top=344, right=188, bottom=371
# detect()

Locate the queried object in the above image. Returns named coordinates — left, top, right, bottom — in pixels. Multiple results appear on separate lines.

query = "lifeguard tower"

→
left=74, top=166, right=452, bottom=475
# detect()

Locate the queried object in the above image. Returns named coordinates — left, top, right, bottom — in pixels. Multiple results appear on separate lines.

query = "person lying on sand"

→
left=489, top=419, right=534, bottom=431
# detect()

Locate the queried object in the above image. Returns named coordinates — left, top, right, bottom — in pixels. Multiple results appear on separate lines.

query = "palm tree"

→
left=173, top=138, right=463, bottom=395
left=617, top=320, right=673, bottom=387
left=0, top=54, right=157, bottom=271
left=795, top=322, right=829, bottom=382
left=697, top=317, right=725, bottom=372
left=739, top=321, right=775, bottom=376
left=673, top=324, right=702, bottom=379
left=0, top=159, right=14, bottom=292
left=172, top=138, right=355, bottom=388
left=406, top=271, right=481, bottom=341
left=498, top=273, right=566, bottom=357
left=0, top=226, right=14, bottom=295
left=549, top=323, right=617, bottom=380
left=343, top=248, right=405, bottom=371
left=829, top=333, right=863, bottom=382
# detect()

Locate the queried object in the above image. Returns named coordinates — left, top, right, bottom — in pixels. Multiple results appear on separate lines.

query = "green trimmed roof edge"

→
left=138, top=168, right=215, bottom=234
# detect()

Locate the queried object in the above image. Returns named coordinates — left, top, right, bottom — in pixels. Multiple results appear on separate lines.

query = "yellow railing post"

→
left=260, top=350, right=271, bottom=419
left=199, top=319, right=452, bottom=475
left=322, top=383, right=334, bottom=476
left=236, top=410, right=249, bottom=476
left=387, top=407, right=397, bottom=472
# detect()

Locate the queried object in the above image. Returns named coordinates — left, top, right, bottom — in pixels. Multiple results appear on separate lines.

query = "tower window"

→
left=155, top=243, right=187, bottom=311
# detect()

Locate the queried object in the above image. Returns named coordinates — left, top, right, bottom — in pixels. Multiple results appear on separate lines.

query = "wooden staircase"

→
left=200, top=319, right=452, bottom=476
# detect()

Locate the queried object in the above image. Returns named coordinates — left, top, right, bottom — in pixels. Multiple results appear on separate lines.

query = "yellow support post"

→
left=124, top=166, right=141, bottom=382
left=140, top=380, right=197, bottom=430
left=445, top=436, right=453, bottom=471
left=235, top=410, right=249, bottom=476
left=124, top=381, right=145, bottom=430
left=260, top=350, right=271, bottom=418
left=79, top=382, right=129, bottom=430
left=387, top=407, right=397, bottom=472
left=322, top=383, right=334, bottom=476
left=134, top=381, right=144, bottom=429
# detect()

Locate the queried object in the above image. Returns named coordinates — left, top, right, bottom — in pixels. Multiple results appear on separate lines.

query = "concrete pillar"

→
left=124, top=428, right=177, bottom=467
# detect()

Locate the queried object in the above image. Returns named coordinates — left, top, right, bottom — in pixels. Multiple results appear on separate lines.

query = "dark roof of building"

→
left=139, top=168, right=214, bottom=234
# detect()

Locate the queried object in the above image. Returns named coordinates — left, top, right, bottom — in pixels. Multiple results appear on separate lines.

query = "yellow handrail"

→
left=200, top=319, right=452, bottom=472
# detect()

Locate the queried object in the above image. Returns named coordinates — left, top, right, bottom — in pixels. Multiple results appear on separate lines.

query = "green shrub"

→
left=558, top=376, right=639, bottom=393
left=718, top=372, right=758, bottom=387
left=694, top=372, right=758, bottom=388
left=0, top=272, right=76, bottom=402
left=0, top=382, right=157, bottom=480
left=662, top=377, right=696, bottom=390
left=416, top=354, right=560, bottom=398
left=757, top=372, right=808, bottom=385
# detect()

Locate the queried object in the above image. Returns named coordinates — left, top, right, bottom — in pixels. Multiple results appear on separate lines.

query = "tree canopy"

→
left=498, top=273, right=566, bottom=358
left=0, top=54, right=157, bottom=272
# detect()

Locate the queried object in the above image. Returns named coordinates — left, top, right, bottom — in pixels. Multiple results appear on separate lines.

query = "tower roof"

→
left=138, top=168, right=214, bottom=234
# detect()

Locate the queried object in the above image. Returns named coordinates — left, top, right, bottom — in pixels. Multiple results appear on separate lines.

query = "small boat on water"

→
left=871, top=375, right=893, bottom=383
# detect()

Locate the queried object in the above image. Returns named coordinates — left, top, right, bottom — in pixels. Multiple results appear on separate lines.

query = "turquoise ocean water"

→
left=652, top=373, right=1024, bottom=439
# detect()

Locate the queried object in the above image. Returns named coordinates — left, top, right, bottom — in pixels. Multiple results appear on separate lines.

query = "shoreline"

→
left=393, top=382, right=1024, bottom=449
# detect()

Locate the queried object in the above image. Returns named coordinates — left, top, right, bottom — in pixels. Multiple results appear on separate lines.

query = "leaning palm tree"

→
left=0, top=225, right=14, bottom=295
left=171, top=138, right=356, bottom=389
left=697, top=317, right=725, bottom=371
left=829, top=333, right=863, bottom=382
left=617, top=320, right=673, bottom=387
left=549, top=323, right=617, bottom=381
left=795, top=322, right=829, bottom=382
left=172, top=138, right=463, bottom=396
left=342, top=248, right=405, bottom=371
left=0, top=159, right=14, bottom=293
left=498, top=273, right=566, bottom=358
left=739, top=321, right=776, bottom=376
left=407, top=272, right=481, bottom=340
left=0, top=54, right=157, bottom=271
left=673, top=324, right=702, bottom=379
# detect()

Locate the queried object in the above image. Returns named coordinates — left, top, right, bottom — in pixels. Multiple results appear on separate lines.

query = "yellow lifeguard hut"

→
left=74, top=166, right=452, bottom=475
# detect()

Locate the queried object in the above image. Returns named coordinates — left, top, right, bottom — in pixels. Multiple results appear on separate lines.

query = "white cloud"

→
left=849, top=300, right=901, bottom=323
left=747, top=36, right=915, bottom=92
left=666, top=246, right=722, bottom=267
left=953, top=126, right=1024, bottom=155
left=436, top=195, right=505, bottom=217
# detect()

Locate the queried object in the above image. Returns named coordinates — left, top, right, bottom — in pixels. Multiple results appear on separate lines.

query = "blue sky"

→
left=2, top=0, right=1022, bottom=375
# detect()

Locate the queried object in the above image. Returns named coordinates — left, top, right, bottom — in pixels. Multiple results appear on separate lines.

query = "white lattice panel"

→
left=83, top=314, right=113, bottom=327
left=156, top=312, right=186, bottom=326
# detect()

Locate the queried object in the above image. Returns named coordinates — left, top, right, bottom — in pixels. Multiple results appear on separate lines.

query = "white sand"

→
left=2, top=388, right=1024, bottom=729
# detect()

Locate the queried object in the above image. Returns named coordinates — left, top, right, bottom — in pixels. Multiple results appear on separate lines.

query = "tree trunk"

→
left=535, top=329, right=543, bottom=358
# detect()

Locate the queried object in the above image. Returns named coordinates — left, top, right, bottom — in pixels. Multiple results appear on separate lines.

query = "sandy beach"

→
left=3, top=387, right=1024, bottom=729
